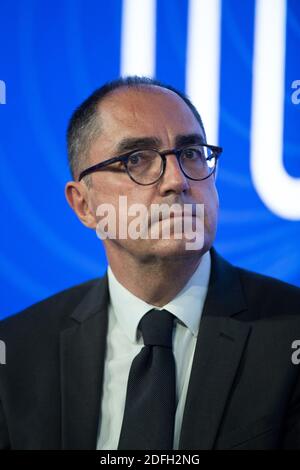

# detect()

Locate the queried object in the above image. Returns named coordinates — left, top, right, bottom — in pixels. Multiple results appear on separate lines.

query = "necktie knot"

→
left=139, top=308, right=174, bottom=348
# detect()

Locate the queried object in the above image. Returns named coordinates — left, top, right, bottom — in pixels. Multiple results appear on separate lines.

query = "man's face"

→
left=81, top=86, right=219, bottom=261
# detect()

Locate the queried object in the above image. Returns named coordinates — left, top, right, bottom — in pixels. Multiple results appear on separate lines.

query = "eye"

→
left=128, top=153, right=142, bottom=165
left=181, top=147, right=204, bottom=160
left=128, top=150, right=156, bottom=166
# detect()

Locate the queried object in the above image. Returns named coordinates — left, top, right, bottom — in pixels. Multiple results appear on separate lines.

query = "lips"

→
left=157, top=212, right=197, bottom=223
left=161, top=207, right=197, bottom=218
left=146, top=203, right=201, bottom=227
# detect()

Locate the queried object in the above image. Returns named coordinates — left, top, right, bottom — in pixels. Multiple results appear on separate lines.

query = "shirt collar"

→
left=107, top=250, right=211, bottom=343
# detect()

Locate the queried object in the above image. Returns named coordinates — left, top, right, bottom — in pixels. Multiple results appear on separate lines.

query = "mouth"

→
left=145, top=203, right=202, bottom=228
left=158, top=209, right=198, bottom=221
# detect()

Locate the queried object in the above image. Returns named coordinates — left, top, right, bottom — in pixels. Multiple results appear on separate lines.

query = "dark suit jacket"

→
left=0, top=248, right=300, bottom=450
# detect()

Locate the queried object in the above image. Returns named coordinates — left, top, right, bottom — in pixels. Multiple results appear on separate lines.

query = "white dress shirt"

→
left=96, top=250, right=211, bottom=450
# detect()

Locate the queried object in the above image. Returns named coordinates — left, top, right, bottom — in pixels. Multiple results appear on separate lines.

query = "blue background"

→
left=0, top=0, right=299, bottom=319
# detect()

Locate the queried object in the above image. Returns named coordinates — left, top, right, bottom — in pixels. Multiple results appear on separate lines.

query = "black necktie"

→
left=117, top=308, right=176, bottom=450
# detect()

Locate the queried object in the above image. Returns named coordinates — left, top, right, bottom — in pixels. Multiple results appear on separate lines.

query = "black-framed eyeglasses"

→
left=78, top=144, right=223, bottom=186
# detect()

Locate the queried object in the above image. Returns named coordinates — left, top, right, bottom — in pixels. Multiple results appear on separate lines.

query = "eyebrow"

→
left=175, top=133, right=205, bottom=147
left=114, top=133, right=205, bottom=155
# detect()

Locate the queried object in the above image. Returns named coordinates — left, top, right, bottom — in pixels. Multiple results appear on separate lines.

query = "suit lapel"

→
left=60, top=276, right=109, bottom=449
left=179, top=248, right=252, bottom=449
left=59, top=249, right=252, bottom=450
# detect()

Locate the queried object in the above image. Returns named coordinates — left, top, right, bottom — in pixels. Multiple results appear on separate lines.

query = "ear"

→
left=65, top=180, right=97, bottom=229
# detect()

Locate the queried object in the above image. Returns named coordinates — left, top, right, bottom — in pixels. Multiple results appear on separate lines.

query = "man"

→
left=0, top=76, right=300, bottom=450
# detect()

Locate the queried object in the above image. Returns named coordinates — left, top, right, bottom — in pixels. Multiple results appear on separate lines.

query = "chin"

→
left=146, top=238, right=208, bottom=259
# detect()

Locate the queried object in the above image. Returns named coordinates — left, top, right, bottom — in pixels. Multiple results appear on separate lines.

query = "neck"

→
left=105, top=246, right=206, bottom=307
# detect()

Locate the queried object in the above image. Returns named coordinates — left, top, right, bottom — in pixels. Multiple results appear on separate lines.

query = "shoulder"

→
left=236, top=264, right=300, bottom=299
left=236, top=265, right=300, bottom=318
left=210, top=247, right=300, bottom=320
left=0, top=277, right=103, bottom=337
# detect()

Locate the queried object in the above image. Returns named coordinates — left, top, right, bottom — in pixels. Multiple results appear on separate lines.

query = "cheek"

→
left=193, top=182, right=219, bottom=235
left=192, top=180, right=219, bottom=210
left=206, top=186, right=219, bottom=226
left=89, top=177, right=130, bottom=209
left=209, top=184, right=219, bottom=212
left=206, top=187, right=219, bottom=238
left=89, top=192, right=104, bottom=214
left=89, top=185, right=155, bottom=224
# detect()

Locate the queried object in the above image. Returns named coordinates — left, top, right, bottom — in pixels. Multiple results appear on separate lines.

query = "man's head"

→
left=65, top=77, right=219, bottom=265
left=67, top=76, right=207, bottom=183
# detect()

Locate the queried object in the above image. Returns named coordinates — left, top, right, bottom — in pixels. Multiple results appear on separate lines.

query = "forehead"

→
left=95, top=86, right=204, bottom=149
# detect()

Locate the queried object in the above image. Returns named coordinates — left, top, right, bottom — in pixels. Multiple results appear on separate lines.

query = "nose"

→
left=158, top=152, right=189, bottom=195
